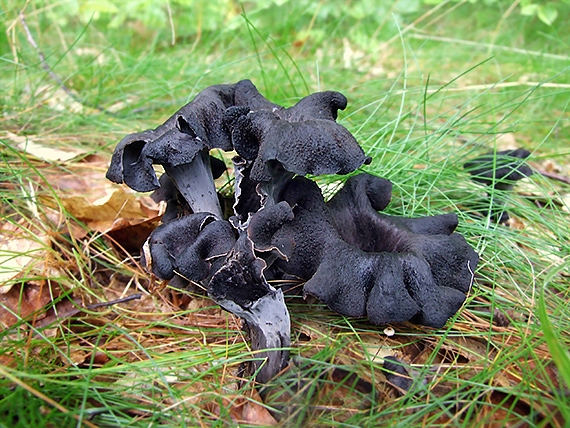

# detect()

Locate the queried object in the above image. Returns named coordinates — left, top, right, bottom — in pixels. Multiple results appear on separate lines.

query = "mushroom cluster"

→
left=107, top=80, right=479, bottom=383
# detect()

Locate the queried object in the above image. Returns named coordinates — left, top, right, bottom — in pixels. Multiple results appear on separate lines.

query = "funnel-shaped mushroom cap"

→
left=326, top=174, right=478, bottom=297
left=106, top=83, right=238, bottom=190
left=463, top=148, right=533, bottom=223
left=143, top=213, right=236, bottom=282
left=145, top=118, right=224, bottom=217
left=463, top=148, right=533, bottom=190
left=256, top=175, right=478, bottom=328
left=227, top=91, right=371, bottom=182
left=325, top=174, right=458, bottom=235
left=143, top=117, right=206, bottom=167
left=106, top=130, right=159, bottom=192
left=107, top=103, right=232, bottom=216
left=281, top=91, right=348, bottom=122
left=234, top=79, right=282, bottom=112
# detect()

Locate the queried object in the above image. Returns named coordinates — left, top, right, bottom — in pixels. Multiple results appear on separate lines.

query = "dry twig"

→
left=537, top=169, right=570, bottom=186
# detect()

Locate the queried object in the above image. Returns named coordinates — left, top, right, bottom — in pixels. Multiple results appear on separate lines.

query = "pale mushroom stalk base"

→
left=208, top=234, right=291, bottom=384
left=212, top=290, right=290, bottom=384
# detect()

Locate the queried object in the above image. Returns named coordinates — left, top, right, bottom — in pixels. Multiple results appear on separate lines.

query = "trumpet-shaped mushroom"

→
left=227, top=92, right=371, bottom=183
left=464, top=148, right=532, bottom=190
left=106, top=82, right=241, bottom=218
left=106, top=82, right=236, bottom=186
left=106, top=129, right=160, bottom=192
left=253, top=175, right=478, bottom=328
left=107, top=80, right=481, bottom=388
left=144, top=117, right=225, bottom=217
left=225, top=87, right=372, bottom=221
left=142, top=213, right=236, bottom=283
left=150, top=154, right=227, bottom=223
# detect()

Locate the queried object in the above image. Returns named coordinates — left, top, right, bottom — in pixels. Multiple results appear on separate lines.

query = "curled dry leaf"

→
left=232, top=390, right=278, bottom=426
left=59, top=186, right=160, bottom=233
left=42, top=168, right=161, bottom=238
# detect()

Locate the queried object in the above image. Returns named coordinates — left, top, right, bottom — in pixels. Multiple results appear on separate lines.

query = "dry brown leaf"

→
left=200, top=388, right=278, bottom=426
left=63, top=187, right=157, bottom=223
left=34, top=296, right=83, bottom=328
left=443, top=336, right=495, bottom=362
left=0, top=220, right=49, bottom=292
left=542, top=159, right=563, bottom=174
left=495, top=132, right=518, bottom=151
left=34, top=85, right=92, bottom=114
left=41, top=167, right=161, bottom=241
left=0, top=282, right=54, bottom=328
left=0, top=354, right=17, bottom=367
left=4, top=131, right=85, bottom=162
left=364, top=343, right=394, bottom=364
left=235, top=390, right=278, bottom=426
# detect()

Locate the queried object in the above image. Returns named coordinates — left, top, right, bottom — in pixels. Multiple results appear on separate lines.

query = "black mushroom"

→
left=106, top=81, right=261, bottom=219
left=247, top=174, right=478, bottom=328
left=205, top=87, right=375, bottom=382
left=227, top=91, right=371, bottom=181
left=226, top=90, right=371, bottom=215
left=106, top=80, right=481, bottom=386
left=106, top=82, right=236, bottom=187
left=208, top=233, right=290, bottom=384
left=149, top=156, right=228, bottom=224
left=464, top=148, right=533, bottom=223
left=143, top=117, right=225, bottom=218
left=142, top=213, right=236, bottom=283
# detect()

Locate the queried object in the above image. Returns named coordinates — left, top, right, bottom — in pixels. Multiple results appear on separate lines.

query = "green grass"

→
left=1, top=0, right=570, bottom=426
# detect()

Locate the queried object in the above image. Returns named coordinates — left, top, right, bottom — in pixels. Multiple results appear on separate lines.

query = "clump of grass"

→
left=1, top=1, right=569, bottom=426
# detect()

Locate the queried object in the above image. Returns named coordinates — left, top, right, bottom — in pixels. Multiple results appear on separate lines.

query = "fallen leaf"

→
left=496, top=133, right=518, bottom=151
left=41, top=167, right=161, bottom=239
left=235, top=390, right=278, bottom=426
left=0, top=354, right=16, bottom=367
left=34, top=295, right=83, bottom=328
left=60, top=187, right=160, bottom=230
left=0, top=282, right=54, bottom=328
left=106, top=218, right=161, bottom=254
left=5, top=131, right=85, bottom=162
left=541, top=159, right=562, bottom=174
left=35, top=84, right=92, bottom=114
left=35, top=293, right=142, bottom=329
left=0, top=220, right=49, bottom=292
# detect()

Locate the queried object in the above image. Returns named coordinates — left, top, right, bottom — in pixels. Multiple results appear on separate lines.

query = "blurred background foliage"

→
left=28, top=0, right=570, bottom=50
left=5, top=0, right=568, bottom=117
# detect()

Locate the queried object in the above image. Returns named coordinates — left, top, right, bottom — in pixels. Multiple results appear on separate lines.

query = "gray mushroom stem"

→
left=208, top=233, right=291, bottom=384
left=163, top=151, right=224, bottom=219
left=214, top=289, right=290, bottom=384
